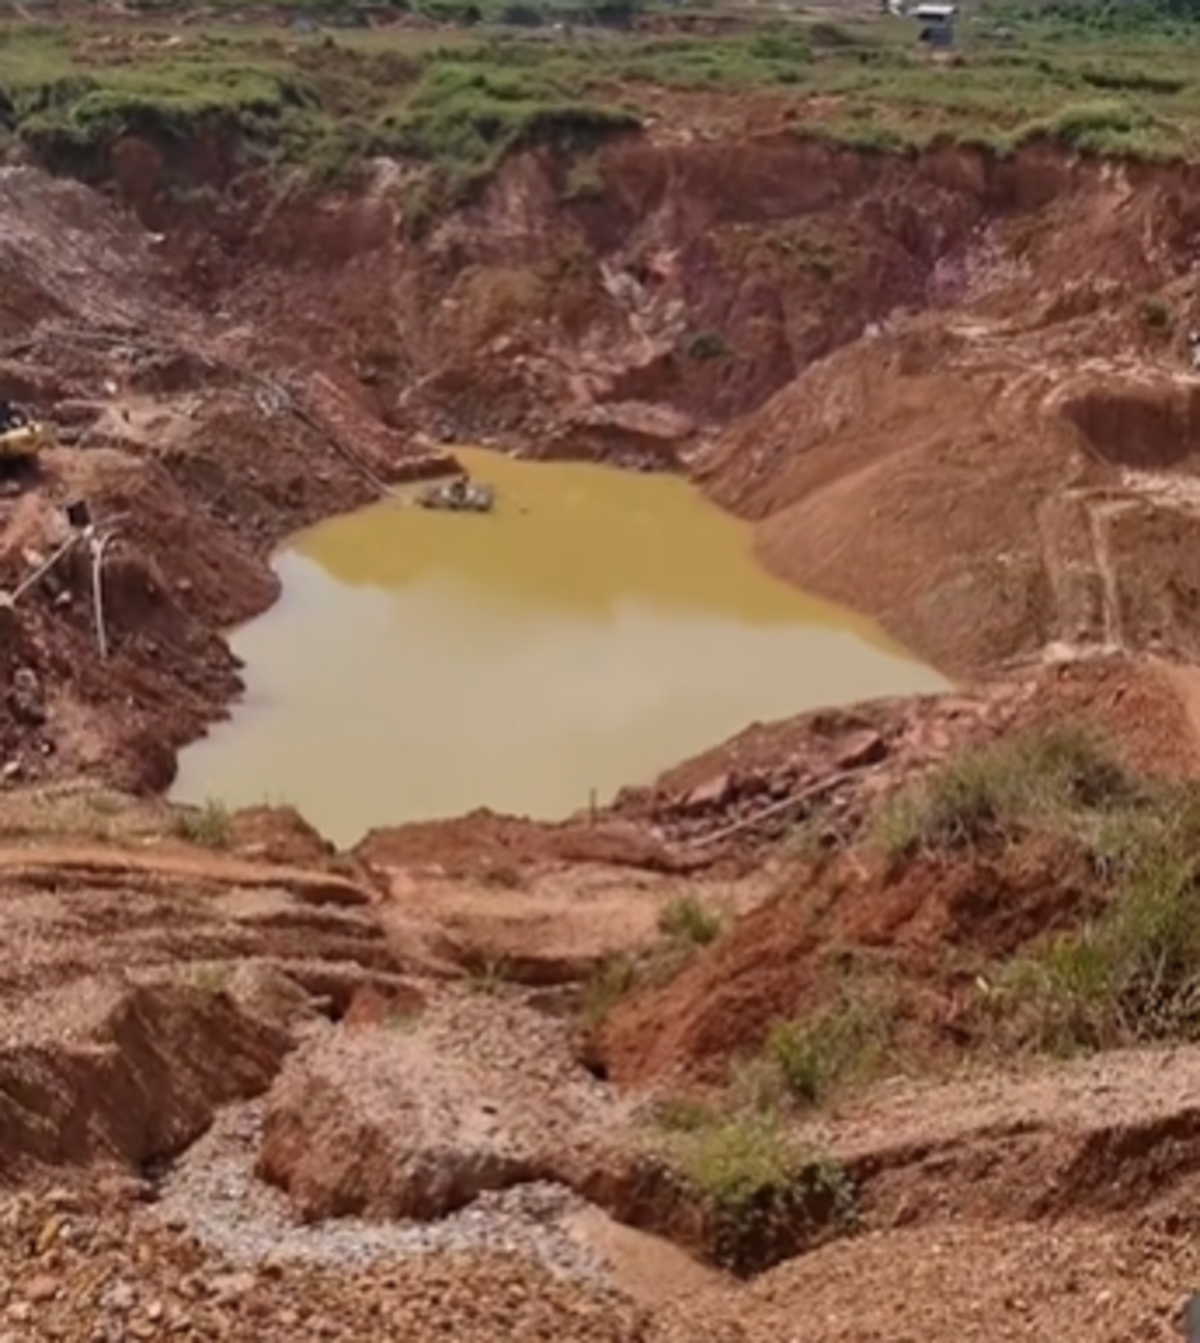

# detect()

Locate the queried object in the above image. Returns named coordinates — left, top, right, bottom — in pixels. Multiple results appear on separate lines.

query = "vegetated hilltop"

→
left=8, top=3, right=1200, bottom=1340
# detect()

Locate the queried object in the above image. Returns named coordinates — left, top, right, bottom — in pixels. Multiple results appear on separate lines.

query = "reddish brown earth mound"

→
left=593, top=840, right=1095, bottom=1087
left=589, top=659, right=1200, bottom=1088
left=0, top=981, right=291, bottom=1170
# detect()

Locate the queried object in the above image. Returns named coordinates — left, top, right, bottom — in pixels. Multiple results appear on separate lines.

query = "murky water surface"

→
left=172, top=450, right=945, bottom=845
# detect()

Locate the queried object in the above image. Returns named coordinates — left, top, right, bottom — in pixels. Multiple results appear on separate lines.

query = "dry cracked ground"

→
left=6, top=725, right=1200, bottom=1343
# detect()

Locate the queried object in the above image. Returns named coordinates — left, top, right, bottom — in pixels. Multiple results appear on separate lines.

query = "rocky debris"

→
left=6, top=665, right=45, bottom=726
left=609, top=661, right=1195, bottom=860
left=256, top=992, right=626, bottom=1224
left=724, top=1215, right=1200, bottom=1343
left=0, top=1182, right=651, bottom=1343
left=575, top=401, right=696, bottom=444
left=155, top=1098, right=611, bottom=1280
left=610, top=696, right=960, bottom=851
left=0, top=979, right=292, bottom=1173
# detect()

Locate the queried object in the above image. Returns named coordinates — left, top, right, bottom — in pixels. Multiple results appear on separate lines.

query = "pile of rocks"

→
left=0, top=1182, right=651, bottom=1343
left=613, top=686, right=1043, bottom=854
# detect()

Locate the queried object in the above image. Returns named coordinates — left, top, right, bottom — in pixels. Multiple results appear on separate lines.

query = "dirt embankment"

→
left=9, top=128, right=1200, bottom=785
left=7, top=674, right=1200, bottom=1342
left=210, top=130, right=1200, bottom=683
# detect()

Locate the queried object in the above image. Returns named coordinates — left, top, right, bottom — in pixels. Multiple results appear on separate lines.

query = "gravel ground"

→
left=0, top=1183, right=652, bottom=1343
left=151, top=1099, right=610, bottom=1283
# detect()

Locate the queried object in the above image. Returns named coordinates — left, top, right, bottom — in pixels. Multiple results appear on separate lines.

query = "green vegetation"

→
left=997, top=785, right=1200, bottom=1052
left=664, top=1104, right=856, bottom=1272
left=581, top=952, right=640, bottom=1024
left=684, top=331, right=732, bottom=361
left=7, top=0, right=1200, bottom=212
left=657, top=894, right=723, bottom=947
left=467, top=956, right=513, bottom=992
left=874, top=724, right=1200, bottom=1056
left=191, top=959, right=233, bottom=992
left=766, top=995, right=890, bottom=1105
left=871, top=724, right=1136, bottom=858
left=172, top=797, right=233, bottom=848
left=767, top=230, right=839, bottom=281
left=648, top=1092, right=723, bottom=1132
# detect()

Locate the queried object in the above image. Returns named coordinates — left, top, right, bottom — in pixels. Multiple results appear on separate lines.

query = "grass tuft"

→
left=172, top=798, right=232, bottom=849
left=658, top=895, right=723, bottom=948
left=676, top=1111, right=856, bottom=1272
left=582, top=953, right=640, bottom=1025
left=995, top=792, right=1200, bottom=1052
left=765, top=996, right=890, bottom=1106
left=872, top=724, right=1136, bottom=858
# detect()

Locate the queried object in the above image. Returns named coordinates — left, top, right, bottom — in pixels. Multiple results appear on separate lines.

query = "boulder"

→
left=255, top=1033, right=539, bottom=1223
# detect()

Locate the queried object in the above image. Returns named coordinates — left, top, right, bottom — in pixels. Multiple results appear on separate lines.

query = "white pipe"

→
left=90, top=530, right=117, bottom=661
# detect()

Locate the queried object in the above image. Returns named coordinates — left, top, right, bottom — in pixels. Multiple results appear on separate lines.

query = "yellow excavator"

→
left=0, top=399, right=50, bottom=467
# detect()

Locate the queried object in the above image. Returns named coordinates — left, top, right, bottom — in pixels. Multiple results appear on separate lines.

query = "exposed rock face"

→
left=256, top=996, right=624, bottom=1225
left=257, top=1034, right=538, bottom=1222
left=0, top=980, right=293, bottom=1171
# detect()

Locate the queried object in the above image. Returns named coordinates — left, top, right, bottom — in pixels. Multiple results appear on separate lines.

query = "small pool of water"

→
left=171, top=449, right=946, bottom=846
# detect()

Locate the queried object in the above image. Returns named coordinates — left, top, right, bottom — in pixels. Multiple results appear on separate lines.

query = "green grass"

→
left=765, top=995, right=890, bottom=1106
left=876, top=725, right=1200, bottom=1056
left=671, top=1110, right=856, bottom=1272
left=191, top=960, right=232, bottom=992
left=8, top=2, right=1200, bottom=209
left=657, top=894, right=723, bottom=947
left=871, top=724, right=1137, bottom=858
left=172, top=797, right=233, bottom=849
left=992, top=786, right=1200, bottom=1052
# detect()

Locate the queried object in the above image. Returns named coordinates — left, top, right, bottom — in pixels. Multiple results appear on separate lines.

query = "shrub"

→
left=766, top=997, right=890, bottom=1105
left=172, top=798, right=232, bottom=849
left=678, top=1112, right=856, bottom=1272
left=658, top=895, right=723, bottom=948
left=997, top=794, right=1200, bottom=1051
left=872, top=725, right=1136, bottom=858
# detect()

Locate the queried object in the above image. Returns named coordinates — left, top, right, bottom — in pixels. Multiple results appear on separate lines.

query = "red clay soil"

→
left=0, top=169, right=453, bottom=792
left=592, top=840, right=1100, bottom=1088
left=9, top=116, right=1200, bottom=811
left=591, top=660, right=1200, bottom=1088
left=355, top=810, right=698, bottom=880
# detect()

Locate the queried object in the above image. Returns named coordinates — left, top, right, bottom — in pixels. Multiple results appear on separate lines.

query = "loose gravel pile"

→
left=0, top=1184, right=653, bottom=1343
left=153, top=1099, right=608, bottom=1281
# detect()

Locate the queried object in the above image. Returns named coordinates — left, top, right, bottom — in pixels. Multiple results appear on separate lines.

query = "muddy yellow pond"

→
left=172, top=449, right=945, bottom=846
